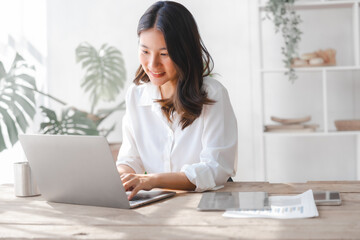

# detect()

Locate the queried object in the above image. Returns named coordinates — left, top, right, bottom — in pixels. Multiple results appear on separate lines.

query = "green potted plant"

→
left=40, top=42, right=126, bottom=137
left=0, top=42, right=126, bottom=155
left=264, top=0, right=302, bottom=82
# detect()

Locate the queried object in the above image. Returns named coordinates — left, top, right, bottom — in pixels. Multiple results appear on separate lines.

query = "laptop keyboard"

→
left=128, top=195, right=144, bottom=202
left=125, top=190, right=175, bottom=207
left=126, top=192, right=151, bottom=203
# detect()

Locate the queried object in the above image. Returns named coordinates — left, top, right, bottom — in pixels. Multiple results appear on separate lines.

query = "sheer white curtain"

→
left=0, top=0, right=47, bottom=184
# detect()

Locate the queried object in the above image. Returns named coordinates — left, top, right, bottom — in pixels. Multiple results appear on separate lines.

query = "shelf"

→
left=259, top=1, right=358, bottom=11
left=260, top=66, right=360, bottom=73
left=263, top=130, right=360, bottom=137
left=256, top=0, right=360, bottom=181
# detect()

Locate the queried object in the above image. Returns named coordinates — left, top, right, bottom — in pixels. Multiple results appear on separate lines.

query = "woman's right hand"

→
left=120, top=173, right=156, bottom=200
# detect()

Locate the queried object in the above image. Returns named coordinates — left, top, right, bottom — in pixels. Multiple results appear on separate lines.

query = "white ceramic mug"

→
left=13, top=162, right=40, bottom=197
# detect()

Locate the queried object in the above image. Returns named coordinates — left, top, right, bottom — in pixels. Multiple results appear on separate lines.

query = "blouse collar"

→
left=138, top=82, right=162, bottom=107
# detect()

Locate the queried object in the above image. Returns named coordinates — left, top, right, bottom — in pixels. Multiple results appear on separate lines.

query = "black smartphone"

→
left=313, top=191, right=341, bottom=206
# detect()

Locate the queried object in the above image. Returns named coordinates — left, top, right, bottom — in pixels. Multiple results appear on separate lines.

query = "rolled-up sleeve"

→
left=116, top=87, right=145, bottom=174
left=181, top=85, right=238, bottom=192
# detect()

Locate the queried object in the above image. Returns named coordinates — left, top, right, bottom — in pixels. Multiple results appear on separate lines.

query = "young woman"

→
left=117, top=1, right=238, bottom=200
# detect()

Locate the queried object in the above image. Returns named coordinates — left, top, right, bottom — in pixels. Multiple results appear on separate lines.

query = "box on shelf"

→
left=334, top=120, right=360, bottom=131
left=291, top=48, right=336, bottom=68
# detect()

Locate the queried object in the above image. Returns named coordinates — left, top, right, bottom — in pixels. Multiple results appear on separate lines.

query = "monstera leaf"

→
left=76, top=42, right=126, bottom=114
left=39, top=106, right=99, bottom=135
left=0, top=53, right=37, bottom=152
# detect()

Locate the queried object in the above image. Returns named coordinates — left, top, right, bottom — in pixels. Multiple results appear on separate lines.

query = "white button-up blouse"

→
left=116, top=77, right=238, bottom=191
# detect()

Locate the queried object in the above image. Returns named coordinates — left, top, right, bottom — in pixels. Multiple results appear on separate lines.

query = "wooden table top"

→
left=0, top=181, right=359, bottom=239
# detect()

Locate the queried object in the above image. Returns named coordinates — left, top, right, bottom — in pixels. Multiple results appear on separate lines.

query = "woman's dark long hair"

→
left=134, top=1, right=215, bottom=129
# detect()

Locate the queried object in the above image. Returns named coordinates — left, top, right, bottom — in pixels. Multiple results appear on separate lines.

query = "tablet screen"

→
left=197, top=192, right=270, bottom=211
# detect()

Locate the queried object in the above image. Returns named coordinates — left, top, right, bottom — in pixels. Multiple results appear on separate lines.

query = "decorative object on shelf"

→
left=271, top=115, right=310, bottom=124
left=265, top=115, right=318, bottom=132
left=264, top=0, right=302, bottom=83
left=292, top=48, right=336, bottom=67
left=334, top=120, right=360, bottom=131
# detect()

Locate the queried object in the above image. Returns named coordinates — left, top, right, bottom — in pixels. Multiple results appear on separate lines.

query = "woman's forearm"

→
left=120, top=171, right=195, bottom=200
left=151, top=172, right=195, bottom=191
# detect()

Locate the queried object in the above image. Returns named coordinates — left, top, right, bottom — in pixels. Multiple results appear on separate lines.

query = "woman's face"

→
left=138, top=28, right=178, bottom=88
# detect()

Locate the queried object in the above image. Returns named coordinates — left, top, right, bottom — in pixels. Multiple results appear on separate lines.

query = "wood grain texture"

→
left=1, top=182, right=359, bottom=239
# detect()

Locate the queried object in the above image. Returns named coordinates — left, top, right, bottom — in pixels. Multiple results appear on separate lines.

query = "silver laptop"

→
left=19, top=134, right=175, bottom=209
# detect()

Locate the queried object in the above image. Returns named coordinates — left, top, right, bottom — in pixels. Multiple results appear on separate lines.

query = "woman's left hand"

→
left=120, top=173, right=156, bottom=200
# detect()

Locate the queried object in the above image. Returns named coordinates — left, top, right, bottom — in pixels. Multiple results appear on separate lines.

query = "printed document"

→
left=223, top=189, right=319, bottom=219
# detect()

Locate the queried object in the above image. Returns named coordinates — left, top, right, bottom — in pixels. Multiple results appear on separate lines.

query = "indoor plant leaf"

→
left=76, top=42, right=126, bottom=113
left=39, top=106, right=99, bottom=136
left=0, top=53, right=37, bottom=152
left=264, top=0, right=302, bottom=82
left=0, top=107, right=18, bottom=146
left=0, top=126, right=6, bottom=152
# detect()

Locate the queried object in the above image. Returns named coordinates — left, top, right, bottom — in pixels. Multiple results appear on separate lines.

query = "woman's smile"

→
left=148, top=70, right=166, bottom=78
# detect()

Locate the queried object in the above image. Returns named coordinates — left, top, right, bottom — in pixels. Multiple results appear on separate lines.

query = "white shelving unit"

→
left=255, top=0, right=360, bottom=182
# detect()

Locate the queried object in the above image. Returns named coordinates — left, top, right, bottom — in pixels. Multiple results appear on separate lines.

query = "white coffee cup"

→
left=13, top=162, right=40, bottom=197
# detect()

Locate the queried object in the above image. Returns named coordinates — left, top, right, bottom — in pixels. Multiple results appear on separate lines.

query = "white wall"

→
left=45, top=0, right=255, bottom=181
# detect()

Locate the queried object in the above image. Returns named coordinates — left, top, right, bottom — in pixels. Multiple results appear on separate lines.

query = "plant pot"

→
left=109, top=142, right=122, bottom=161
